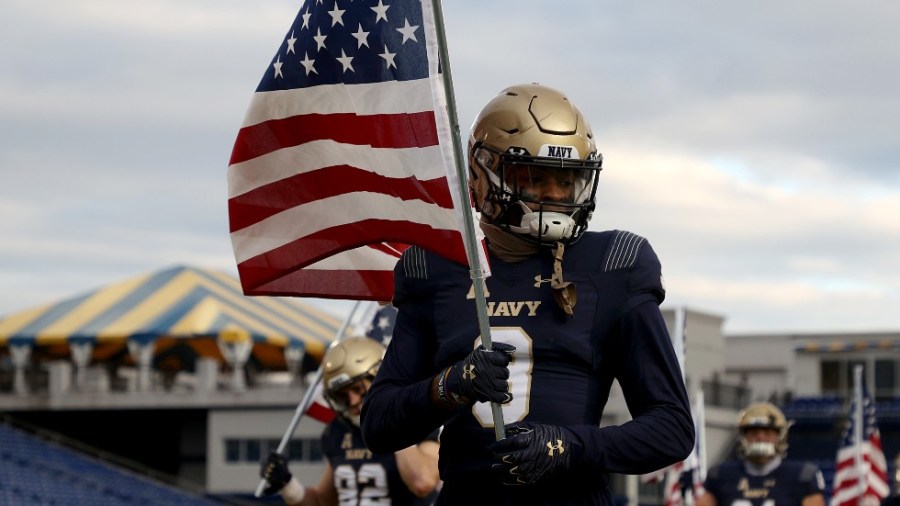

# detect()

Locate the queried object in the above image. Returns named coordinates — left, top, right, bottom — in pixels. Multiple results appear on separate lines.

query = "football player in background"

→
left=881, top=454, right=900, bottom=506
left=696, top=402, right=826, bottom=506
left=260, top=336, right=440, bottom=505
left=360, top=83, right=694, bottom=505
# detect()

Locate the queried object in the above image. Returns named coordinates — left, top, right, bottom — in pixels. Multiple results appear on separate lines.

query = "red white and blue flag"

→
left=830, top=376, right=889, bottom=506
left=227, top=0, right=485, bottom=302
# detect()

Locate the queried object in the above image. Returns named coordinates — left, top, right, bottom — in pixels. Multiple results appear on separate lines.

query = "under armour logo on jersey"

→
left=462, top=364, right=476, bottom=380
left=546, top=440, right=566, bottom=457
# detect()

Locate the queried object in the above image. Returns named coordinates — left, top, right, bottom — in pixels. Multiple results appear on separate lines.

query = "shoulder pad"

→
left=401, top=246, right=429, bottom=279
left=602, top=230, right=647, bottom=272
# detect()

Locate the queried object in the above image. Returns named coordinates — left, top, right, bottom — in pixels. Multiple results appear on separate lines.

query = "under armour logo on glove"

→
left=546, top=440, right=565, bottom=457
left=440, top=342, right=515, bottom=405
left=490, top=423, right=574, bottom=485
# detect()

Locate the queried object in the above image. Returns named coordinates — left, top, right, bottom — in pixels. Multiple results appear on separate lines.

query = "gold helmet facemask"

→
left=737, top=402, right=791, bottom=462
left=468, top=83, right=603, bottom=245
left=322, top=337, right=385, bottom=427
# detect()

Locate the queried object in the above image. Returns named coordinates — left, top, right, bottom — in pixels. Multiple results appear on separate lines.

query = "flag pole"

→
left=254, top=300, right=365, bottom=497
left=695, top=389, right=707, bottom=483
left=429, top=0, right=505, bottom=441
left=853, top=364, right=864, bottom=499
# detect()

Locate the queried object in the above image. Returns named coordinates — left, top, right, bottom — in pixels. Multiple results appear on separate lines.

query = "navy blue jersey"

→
left=323, top=419, right=437, bottom=506
left=361, top=230, right=694, bottom=506
left=703, top=460, right=825, bottom=506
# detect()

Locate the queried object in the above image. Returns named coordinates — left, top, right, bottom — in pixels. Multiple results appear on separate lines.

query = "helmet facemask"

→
left=471, top=143, right=601, bottom=245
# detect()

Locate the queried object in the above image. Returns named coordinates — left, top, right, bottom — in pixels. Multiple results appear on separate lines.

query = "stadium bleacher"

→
left=0, top=422, right=225, bottom=505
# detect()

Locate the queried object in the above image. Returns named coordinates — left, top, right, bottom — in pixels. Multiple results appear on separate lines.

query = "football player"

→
left=260, top=336, right=440, bottom=506
left=696, top=402, right=825, bottom=506
left=360, top=83, right=694, bottom=505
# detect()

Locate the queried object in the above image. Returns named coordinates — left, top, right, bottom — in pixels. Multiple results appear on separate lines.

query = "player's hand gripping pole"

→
left=253, top=300, right=364, bottom=497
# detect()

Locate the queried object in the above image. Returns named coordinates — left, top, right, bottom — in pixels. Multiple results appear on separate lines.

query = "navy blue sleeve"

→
left=360, top=256, right=458, bottom=454
left=570, top=241, right=693, bottom=474
left=798, top=461, right=825, bottom=497
left=569, top=302, right=694, bottom=474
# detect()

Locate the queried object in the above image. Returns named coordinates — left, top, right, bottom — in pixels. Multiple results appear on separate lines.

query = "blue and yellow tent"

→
left=0, top=265, right=343, bottom=371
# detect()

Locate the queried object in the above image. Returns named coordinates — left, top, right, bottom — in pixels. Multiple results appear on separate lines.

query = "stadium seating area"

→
left=0, top=422, right=224, bottom=505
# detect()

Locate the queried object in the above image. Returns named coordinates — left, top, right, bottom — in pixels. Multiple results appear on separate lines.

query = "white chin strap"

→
left=508, top=202, right=576, bottom=242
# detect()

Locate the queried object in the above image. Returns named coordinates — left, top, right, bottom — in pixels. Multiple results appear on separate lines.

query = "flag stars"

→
left=285, top=31, right=297, bottom=54
left=371, top=0, right=390, bottom=23
left=379, top=45, right=397, bottom=69
left=313, top=28, right=328, bottom=51
left=352, top=24, right=370, bottom=48
left=396, top=18, right=419, bottom=44
left=301, top=8, right=312, bottom=30
left=272, top=55, right=284, bottom=78
left=328, top=3, right=346, bottom=27
left=300, top=52, right=317, bottom=76
left=336, top=49, right=354, bottom=73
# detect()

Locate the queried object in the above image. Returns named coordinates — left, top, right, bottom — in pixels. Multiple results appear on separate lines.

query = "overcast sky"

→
left=1, top=0, right=898, bottom=335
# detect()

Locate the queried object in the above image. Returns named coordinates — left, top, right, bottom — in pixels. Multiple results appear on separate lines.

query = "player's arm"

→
left=360, top=299, right=452, bottom=453
left=800, top=462, right=827, bottom=506
left=585, top=240, right=693, bottom=473
left=362, top=250, right=511, bottom=453
left=694, top=491, right=718, bottom=506
left=394, top=439, right=440, bottom=498
left=802, top=493, right=826, bottom=506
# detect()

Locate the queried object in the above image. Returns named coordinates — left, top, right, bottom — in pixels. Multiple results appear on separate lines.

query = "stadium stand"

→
left=0, top=421, right=226, bottom=505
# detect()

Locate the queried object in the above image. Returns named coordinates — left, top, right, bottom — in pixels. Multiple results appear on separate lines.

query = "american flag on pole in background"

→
left=830, top=368, right=889, bottom=506
left=227, top=0, right=485, bottom=302
left=362, top=303, right=398, bottom=345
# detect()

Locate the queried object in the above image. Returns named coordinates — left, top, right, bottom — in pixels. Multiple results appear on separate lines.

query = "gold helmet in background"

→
left=322, top=337, right=385, bottom=426
left=468, top=83, right=603, bottom=245
left=737, top=402, right=791, bottom=461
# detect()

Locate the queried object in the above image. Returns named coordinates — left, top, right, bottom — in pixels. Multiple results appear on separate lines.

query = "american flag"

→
left=363, top=303, right=398, bottom=345
left=830, top=379, right=889, bottom=506
left=227, top=0, right=484, bottom=302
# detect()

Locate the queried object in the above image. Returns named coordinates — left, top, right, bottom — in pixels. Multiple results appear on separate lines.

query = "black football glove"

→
left=441, top=342, right=515, bottom=405
left=490, top=423, right=574, bottom=485
left=260, top=452, right=292, bottom=495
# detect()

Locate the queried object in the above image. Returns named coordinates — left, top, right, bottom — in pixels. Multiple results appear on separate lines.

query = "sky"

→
left=1, top=0, right=898, bottom=335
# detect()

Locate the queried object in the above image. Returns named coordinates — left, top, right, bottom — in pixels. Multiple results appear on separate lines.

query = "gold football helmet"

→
left=468, top=83, right=603, bottom=245
left=322, top=336, right=385, bottom=426
left=737, top=402, right=790, bottom=461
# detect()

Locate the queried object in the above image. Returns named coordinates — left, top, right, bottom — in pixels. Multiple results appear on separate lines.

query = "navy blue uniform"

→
left=702, top=460, right=825, bottom=506
left=360, top=230, right=694, bottom=506
left=323, top=419, right=437, bottom=506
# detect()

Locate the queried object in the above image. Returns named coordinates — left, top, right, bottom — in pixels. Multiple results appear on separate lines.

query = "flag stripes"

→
left=226, top=0, right=482, bottom=301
